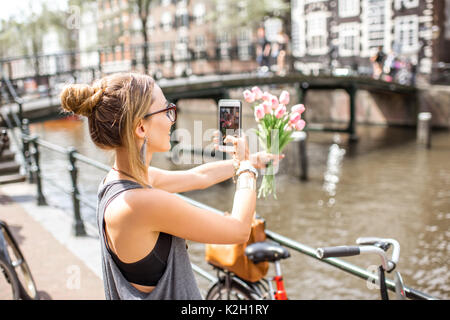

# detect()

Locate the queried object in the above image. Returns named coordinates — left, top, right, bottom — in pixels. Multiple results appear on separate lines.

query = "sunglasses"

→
left=143, top=101, right=177, bottom=122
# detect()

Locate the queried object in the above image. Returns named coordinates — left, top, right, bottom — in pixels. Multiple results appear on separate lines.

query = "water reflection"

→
left=322, top=135, right=346, bottom=199
left=28, top=112, right=450, bottom=300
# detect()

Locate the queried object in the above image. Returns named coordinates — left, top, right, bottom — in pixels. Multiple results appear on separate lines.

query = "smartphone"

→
left=218, top=99, right=242, bottom=153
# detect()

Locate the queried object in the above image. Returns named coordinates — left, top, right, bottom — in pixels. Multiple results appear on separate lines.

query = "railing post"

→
left=17, top=101, right=23, bottom=124
left=21, top=118, right=34, bottom=183
left=29, top=136, right=47, bottom=206
left=346, top=84, right=359, bottom=143
left=299, top=132, right=308, bottom=181
left=67, top=147, right=86, bottom=236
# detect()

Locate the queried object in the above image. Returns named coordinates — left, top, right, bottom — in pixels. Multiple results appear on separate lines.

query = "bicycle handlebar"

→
left=356, top=237, right=400, bottom=266
left=316, top=237, right=400, bottom=272
left=316, top=246, right=360, bottom=259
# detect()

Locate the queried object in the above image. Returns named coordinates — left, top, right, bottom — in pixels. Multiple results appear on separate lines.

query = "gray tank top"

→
left=96, top=179, right=203, bottom=300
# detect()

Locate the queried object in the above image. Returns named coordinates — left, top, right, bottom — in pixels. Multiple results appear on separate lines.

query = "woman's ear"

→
left=135, top=120, right=146, bottom=139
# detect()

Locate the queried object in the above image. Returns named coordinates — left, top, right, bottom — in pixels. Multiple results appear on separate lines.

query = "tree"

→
left=17, top=3, right=55, bottom=78
left=210, top=0, right=290, bottom=36
left=0, top=19, right=23, bottom=60
left=128, top=0, right=157, bottom=74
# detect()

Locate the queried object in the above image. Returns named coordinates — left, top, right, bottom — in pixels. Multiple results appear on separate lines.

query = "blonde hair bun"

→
left=60, top=84, right=104, bottom=117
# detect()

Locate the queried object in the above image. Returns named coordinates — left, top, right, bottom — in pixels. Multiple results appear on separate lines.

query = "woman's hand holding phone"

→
left=213, top=130, right=249, bottom=161
left=213, top=131, right=285, bottom=169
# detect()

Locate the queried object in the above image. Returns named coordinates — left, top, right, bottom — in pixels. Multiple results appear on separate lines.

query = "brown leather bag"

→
left=205, top=216, right=269, bottom=283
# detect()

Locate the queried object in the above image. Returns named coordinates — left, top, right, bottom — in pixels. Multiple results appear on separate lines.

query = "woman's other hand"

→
left=213, top=130, right=249, bottom=161
left=249, top=151, right=285, bottom=169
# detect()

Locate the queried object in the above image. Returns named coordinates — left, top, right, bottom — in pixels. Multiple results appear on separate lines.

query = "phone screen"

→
left=218, top=100, right=241, bottom=152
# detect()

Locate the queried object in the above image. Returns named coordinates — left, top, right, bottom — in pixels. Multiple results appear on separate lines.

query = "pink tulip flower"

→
left=279, top=91, right=290, bottom=105
left=291, top=104, right=305, bottom=115
left=294, top=119, right=306, bottom=131
left=275, top=105, right=286, bottom=119
left=289, top=112, right=301, bottom=124
left=284, top=123, right=293, bottom=131
left=270, top=95, right=279, bottom=110
left=254, top=105, right=265, bottom=121
left=243, top=90, right=255, bottom=103
left=262, top=101, right=272, bottom=115
left=251, top=86, right=263, bottom=100
left=262, top=91, right=272, bottom=102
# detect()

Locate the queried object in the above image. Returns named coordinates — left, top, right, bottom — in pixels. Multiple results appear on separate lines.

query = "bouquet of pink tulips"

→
left=243, top=86, right=306, bottom=199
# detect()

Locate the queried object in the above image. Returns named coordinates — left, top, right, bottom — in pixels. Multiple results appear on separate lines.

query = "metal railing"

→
left=1, top=39, right=422, bottom=92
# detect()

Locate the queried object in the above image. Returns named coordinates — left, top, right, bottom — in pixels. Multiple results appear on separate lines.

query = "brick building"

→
left=96, top=0, right=257, bottom=78
left=290, top=0, right=450, bottom=80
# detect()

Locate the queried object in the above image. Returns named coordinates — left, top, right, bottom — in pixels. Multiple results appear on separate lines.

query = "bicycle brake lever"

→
left=356, top=237, right=382, bottom=245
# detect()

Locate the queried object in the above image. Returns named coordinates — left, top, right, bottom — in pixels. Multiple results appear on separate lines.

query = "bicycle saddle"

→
left=245, top=241, right=290, bottom=263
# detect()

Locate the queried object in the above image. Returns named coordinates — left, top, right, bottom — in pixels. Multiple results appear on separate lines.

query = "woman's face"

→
left=141, top=84, right=174, bottom=153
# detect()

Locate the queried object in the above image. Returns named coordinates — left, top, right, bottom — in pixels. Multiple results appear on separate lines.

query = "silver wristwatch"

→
left=235, top=161, right=258, bottom=179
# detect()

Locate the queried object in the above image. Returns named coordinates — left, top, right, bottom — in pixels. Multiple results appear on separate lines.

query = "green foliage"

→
left=210, top=0, right=290, bottom=35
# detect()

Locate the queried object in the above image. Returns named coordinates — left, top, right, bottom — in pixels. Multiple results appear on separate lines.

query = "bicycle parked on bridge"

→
left=316, top=237, right=407, bottom=300
left=205, top=239, right=291, bottom=300
left=0, top=220, right=39, bottom=300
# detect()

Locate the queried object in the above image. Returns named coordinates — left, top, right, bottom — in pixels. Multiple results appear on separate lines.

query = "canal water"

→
left=29, top=104, right=449, bottom=300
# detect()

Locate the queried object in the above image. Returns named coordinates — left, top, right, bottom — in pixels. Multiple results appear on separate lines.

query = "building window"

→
left=193, top=3, right=205, bottom=25
left=338, top=22, right=360, bottom=56
left=366, top=0, right=387, bottom=51
left=148, top=43, right=156, bottom=63
left=291, top=0, right=306, bottom=57
left=175, top=4, right=189, bottom=28
left=306, top=12, right=328, bottom=55
left=161, top=0, right=171, bottom=7
left=163, top=41, right=172, bottom=62
left=237, top=1, right=248, bottom=19
left=174, top=36, right=189, bottom=61
left=147, top=17, right=155, bottom=32
left=161, top=12, right=172, bottom=31
left=394, top=15, right=418, bottom=53
left=339, top=0, right=360, bottom=18
left=237, top=28, right=252, bottom=61
left=394, top=0, right=419, bottom=10
left=218, top=32, right=231, bottom=59
left=194, top=35, right=206, bottom=59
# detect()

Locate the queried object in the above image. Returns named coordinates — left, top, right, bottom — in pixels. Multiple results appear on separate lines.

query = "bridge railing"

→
left=1, top=39, right=393, bottom=94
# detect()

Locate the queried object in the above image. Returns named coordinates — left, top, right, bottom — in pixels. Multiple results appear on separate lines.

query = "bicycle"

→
left=205, top=240, right=291, bottom=300
left=0, top=220, right=39, bottom=300
left=316, top=237, right=407, bottom=300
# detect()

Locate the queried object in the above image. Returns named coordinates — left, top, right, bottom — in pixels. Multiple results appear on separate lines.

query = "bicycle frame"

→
left=209, top=259, right=289, bottom=300
left=272, top=261, right=288, bottom=300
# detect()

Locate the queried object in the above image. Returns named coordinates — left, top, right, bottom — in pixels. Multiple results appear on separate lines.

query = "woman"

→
left=60, top=72, right=283, bottom=300
left=276, top=30, right=289, bottom=76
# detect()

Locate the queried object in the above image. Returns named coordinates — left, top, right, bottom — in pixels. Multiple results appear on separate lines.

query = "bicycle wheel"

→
left=0, top=258, right=21, bottom=300
left=205, top=278, right=263, bottom=300
left=1, top=224, right=39, bottom=300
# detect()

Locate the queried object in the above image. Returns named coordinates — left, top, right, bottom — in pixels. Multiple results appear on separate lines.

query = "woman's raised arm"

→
left=116, top=175, right=256, bottom=244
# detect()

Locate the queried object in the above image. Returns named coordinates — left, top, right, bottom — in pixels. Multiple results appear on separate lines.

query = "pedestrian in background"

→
left=255, top=26, right=271, bottom=72
left=371, top=46, right=386, bottom=80
left=275, top=29, right=289, bottom=76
